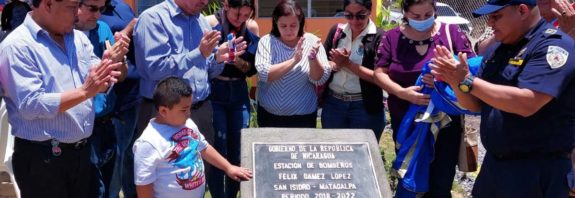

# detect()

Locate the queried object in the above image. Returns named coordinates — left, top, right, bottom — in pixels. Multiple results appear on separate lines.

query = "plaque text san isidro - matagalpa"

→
left=253, top=143, right=382, bottom=198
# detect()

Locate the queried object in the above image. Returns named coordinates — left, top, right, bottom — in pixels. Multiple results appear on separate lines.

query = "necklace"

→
left=402, top=30, right=441, bottom=56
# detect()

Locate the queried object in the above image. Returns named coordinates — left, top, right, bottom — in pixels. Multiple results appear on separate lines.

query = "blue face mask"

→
left=408, top=16, right=435, bottom=32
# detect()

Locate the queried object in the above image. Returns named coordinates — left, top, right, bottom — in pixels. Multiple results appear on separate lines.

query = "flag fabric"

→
left=393, top=56, right=483, bottom=197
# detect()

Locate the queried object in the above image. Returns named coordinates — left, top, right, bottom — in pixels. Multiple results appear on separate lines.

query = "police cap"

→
left=472, top=0, right=536, bottom=17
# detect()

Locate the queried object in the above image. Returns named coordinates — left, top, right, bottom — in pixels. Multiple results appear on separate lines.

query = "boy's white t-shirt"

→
left=134, top=118, right=209, bottom=198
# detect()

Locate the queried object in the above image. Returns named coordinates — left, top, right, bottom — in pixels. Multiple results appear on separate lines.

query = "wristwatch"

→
left=458, top=74, right=475, bottom=93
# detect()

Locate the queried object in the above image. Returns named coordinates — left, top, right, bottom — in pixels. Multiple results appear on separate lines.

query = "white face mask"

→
left=408, top=16, right=435, bottom=32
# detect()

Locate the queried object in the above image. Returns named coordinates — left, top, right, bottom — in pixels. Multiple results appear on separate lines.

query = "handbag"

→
left=444, top=24, right=479, bottom=172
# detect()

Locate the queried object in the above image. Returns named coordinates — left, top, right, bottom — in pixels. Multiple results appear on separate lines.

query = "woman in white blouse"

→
left=255, top=0, right=331, bottom=127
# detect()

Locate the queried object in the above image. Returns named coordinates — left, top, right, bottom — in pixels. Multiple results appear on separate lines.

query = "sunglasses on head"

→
left=81, top=3, right=106, bottom=13
left=343, top=12, right=369, bottom=20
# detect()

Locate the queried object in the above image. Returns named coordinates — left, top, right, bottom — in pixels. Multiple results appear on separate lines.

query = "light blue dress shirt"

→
left=0, top=14, right=100, bottom=143
left=134, top=0, right=224, bottom=102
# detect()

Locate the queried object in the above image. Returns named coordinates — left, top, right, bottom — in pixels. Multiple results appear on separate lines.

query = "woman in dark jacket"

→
left=322, top=0, right=386, bottom=141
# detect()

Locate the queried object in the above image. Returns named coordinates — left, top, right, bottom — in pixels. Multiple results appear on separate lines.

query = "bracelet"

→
left=308, top=51, right=317, bottom=60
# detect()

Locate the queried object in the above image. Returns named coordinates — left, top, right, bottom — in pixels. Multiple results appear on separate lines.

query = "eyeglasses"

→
left=81, top=3, right=106, bottom=13
left=343, top=12, right=369, bottom=20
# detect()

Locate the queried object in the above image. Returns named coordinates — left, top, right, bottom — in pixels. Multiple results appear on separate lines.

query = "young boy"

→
left=133, top=77, right=252, bottom=198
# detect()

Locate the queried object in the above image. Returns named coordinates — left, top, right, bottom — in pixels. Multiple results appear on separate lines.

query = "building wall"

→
left=129, top=0, right=379, bottom=41
left=255, top=17, right=347, bottom=41
left=254, top=0, right=378, bottom=41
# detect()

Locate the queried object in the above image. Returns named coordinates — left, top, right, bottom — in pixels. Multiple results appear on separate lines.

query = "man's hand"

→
left=225, top=166, right=253, bottom=182
left=120, top=18, right=138, bottom=38
left=109, top=32, right=130, bottom=63
left=215, top=36, right=247, bottom=63
left=552, top=0, right=575, bottom=37
left=430, top=45, right=470, bottom=86
left=82, top=52, right=122, bottom=98
left=200, top=30, right=222, bottom=58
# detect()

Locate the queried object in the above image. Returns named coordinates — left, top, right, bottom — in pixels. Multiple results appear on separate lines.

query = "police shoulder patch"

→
left=546, top=46, right=569, bottom=69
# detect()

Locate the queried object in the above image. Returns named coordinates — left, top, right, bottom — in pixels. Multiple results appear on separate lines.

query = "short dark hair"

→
left=401, top=0, right=436, bottom=22
left=227, top=0, right=255, bottom=19
left=1, top=0, right=32, bottom=31
left=32, top=0, right=63, bottom=8
left=32, top=0, right=42, bottom=8
left=343, top=0, right=372, bottom=11
left=153, top=76, right=193, bottom=110
left=270, top=0, right=305, bottom=38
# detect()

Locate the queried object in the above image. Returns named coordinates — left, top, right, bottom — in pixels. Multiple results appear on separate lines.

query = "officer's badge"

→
left=357, top=44, right=364, bottom=56
left=546, top=46, right=569, bottom=69
left=544, top=28, right=558, bottom=35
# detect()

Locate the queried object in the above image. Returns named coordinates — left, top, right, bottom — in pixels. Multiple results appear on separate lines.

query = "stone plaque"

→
left=241, top=128, right=392, bottom=198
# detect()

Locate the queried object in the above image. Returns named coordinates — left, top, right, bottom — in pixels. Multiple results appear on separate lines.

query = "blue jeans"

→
left=89, top=117, right=117, bottom=198
left=321, top=95, right=385, bottom=141
left=107, top=102, right=139, bottom=198
left=209, top=79, right=250, bottom=198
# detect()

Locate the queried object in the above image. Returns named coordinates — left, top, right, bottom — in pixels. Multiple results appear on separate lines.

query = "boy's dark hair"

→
left=153, top=76, right=193, bottom=110
left=270, top=0, right=305, bottom=38
left=343, top=0, right=372, bottom=11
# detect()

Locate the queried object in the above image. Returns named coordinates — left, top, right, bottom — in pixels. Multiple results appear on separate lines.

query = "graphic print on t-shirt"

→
left=166, top=127, right=205, bottom=190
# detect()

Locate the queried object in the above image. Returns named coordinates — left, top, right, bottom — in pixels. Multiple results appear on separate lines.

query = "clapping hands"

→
left=429, top=45, right=470, bottom=86
left=292, top=37, right=305, bottom=63
left=216, top=36, right=247, bottom=63
left=83, top=51, right=123, bottom=97
left=329, top=48, right=350, bottom=71
left=109, top=32, right=130, bottom=63
left=551, top=0, right=575, bottom=36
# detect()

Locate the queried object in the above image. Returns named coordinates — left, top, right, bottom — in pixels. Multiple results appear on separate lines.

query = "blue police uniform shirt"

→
left=478, top=20, right=575, bottom=157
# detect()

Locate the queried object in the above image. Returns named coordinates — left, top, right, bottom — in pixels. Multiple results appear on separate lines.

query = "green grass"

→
left=379, top=131, right=397, bottom=192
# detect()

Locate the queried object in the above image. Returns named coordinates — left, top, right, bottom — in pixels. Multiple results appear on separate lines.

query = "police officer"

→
left=430, top=0, right=575, bottom=197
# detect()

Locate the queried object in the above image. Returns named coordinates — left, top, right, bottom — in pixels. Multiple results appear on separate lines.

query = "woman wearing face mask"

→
left=321, top=0, right=386, bottom=141
left=255, top=0, right=331, bottom=128
left=205, top=0, right=259, bottom=197
left=373, top=0, right=475, bottom=197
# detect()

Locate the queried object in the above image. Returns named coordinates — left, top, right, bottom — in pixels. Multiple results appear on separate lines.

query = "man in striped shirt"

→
left=0, top=0, right=122, bottom=196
